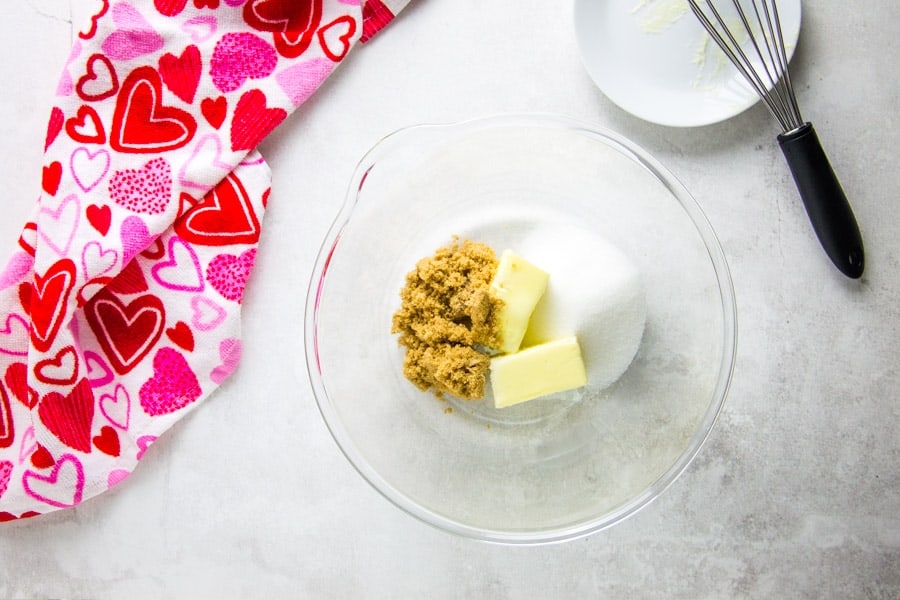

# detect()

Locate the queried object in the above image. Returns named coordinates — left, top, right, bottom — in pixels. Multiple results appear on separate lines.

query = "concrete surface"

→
left=0, top=1, right=897, bottom=597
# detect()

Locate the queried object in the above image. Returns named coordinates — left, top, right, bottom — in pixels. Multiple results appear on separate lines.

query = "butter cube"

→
left=490, top=336, right=588, bottom=408
left=489, top=250, right=549, bottom=354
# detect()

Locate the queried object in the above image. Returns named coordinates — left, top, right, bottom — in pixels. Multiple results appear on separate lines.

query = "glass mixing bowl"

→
left=305, top=114, right=736, bottom=544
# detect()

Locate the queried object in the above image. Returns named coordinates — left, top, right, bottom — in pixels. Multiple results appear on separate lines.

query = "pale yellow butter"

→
left=489, top=250, right=549, bottom=354
left=490, top=336, right=588, bottom=408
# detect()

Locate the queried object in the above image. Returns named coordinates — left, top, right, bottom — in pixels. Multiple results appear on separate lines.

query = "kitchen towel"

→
left=0, top=0, right=409, bottom=521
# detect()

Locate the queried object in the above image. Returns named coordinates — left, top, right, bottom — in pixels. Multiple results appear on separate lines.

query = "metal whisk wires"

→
left=688, top=0, right=803, bottom=132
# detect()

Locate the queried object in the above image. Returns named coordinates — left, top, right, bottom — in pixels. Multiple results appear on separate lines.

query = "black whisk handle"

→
left=777, top=122, right=865, bottom=279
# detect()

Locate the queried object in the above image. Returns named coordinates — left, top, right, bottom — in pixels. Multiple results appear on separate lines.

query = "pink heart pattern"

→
left=23, top=454, right=85, bottom=509
left=178, top=134, right=232, bottom=189
left=120, top=216, right=153, bottom=265
left=0, top=315, right=30, bottom=357
left=0, top=0, right=409, bottom=520
left=109, top=158, right=173, bottom=214
left=210, top=33, right=277, bottom=93
left=0, top=253, right=33, bottom=293
left=99, top=384, right=131, bottom=429
left=71, top=147, right=112, bottom=193
left=107, top=469, right=129, bottom=488
left=18, top=427, right=38, bottom=465
left=139, top=347, right=201, bottom=416
left=210, top=338, right=241, bottom=384
left=84, top=351, right=115, bottom=387
left=38, top=194, right=81, bottom=257
left=190, top=295, right=226, bottom=331
left=276, top=58, right=335, bottom=108
left=82, top=241, right=119, bottom=280
left=182, top=15, right=218, bottom=43
left=151, top=236, right=204, bottom=292
left=102, top=3, right=165, bottom=61
left=136, top=435, right=156, bottom=460
left=206, top=248, right=256, bottom=303
left=0, top=460, right=11, bottom=500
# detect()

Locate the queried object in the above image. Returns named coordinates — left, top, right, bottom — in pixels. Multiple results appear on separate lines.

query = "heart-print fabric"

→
left=0, top=0, right=410, bottom=521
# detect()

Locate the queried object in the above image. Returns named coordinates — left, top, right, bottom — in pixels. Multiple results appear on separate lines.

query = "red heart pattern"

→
left=18, top=284, right=31, bottom=314
left=140, top=238, right=167, bottom=261
left=42, top=162, right=63, bottom=196
left=159, top=45, right=202, bottom=104
left=30, top=445, right=55, bottom=469
left=0, top=0, right=380, bottom=517
left=76, top=53, right=119, bottom=102
left=111, top=67, right=197, bottom=154
left=30, top=259, right=76, bottom=353
left=230, top=89, right=286, bottom=151
left=66, top=106, right=107, bottom=145
left=92, top=426, right=120, bottom=456
left=4, top=363, right=38, bottom=409
left=243, top=0, right=323, bottom=33
left=34, top=346, right=79, bottom=386
left=18, top=222, right=37, bottom=257
left=200, top=96, right=227, bottom=129
left=79, top=0, right=110, bottom=41
left=154, top=0, right=188, bottom=17
left=107, top=260, right=149, bottom=295
left=0, top=385, right=13, bottom=449
left=166, top=321, right=195, bottom=352
left=84, top=290, right=166, bottom=375
left=46, top=107, right=64, bottom=150
left=175, top=172, right=261, bottom=246
left=86, top=204, right=112, bottom=236
left=318, top=15, right=357, bottom=62
left=177, top=192, right=198, bottom=220
left=243, top=0, right=324, bottom=58
left=0, top=511, right=41, bottom=522
left=37, top=379, right=95, bottom=453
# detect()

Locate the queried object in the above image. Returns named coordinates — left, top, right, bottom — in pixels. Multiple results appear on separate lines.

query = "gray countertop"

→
left=0, top=1, right=897, bottom=597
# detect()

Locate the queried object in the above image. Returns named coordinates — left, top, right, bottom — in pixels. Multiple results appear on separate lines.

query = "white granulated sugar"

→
left=519, top=224, right=647, bottom=391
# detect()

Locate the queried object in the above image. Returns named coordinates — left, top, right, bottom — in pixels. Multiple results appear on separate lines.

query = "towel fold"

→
left=0, top=0, right=410, bottom=521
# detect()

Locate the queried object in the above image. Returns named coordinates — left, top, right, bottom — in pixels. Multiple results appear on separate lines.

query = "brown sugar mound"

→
left=391, top=238, right=503, bottom=400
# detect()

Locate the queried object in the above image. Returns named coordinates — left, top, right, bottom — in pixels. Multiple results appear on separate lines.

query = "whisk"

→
left=687, top=0, right=865, bottom=278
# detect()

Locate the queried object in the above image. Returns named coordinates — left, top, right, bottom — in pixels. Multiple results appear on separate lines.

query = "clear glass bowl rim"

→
left=304, top=113, right=738, bottom=545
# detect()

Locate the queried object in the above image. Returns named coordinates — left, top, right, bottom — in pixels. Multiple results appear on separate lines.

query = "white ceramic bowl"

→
left=574, top=0, right=802, bottom=127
